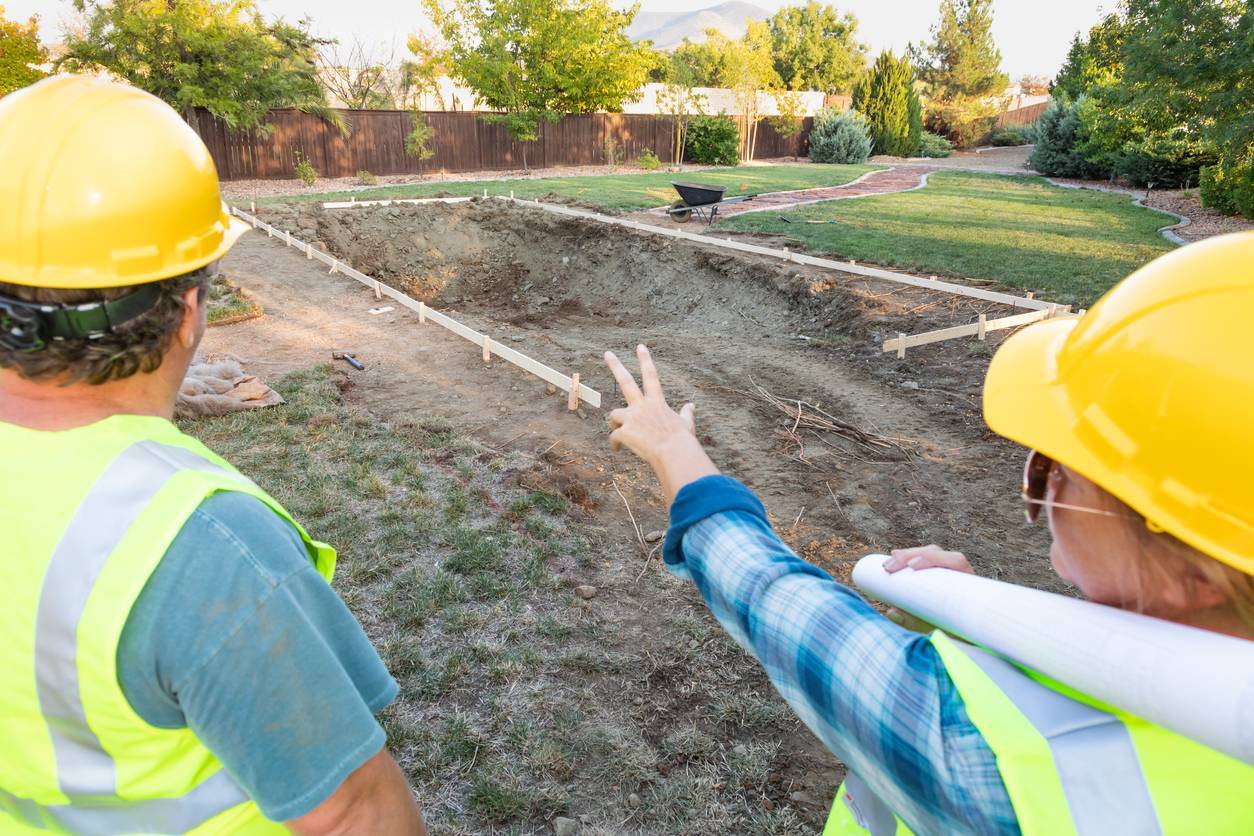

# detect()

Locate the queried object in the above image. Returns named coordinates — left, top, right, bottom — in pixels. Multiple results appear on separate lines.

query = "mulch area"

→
left=1045, top=178, right=1253, bottom=242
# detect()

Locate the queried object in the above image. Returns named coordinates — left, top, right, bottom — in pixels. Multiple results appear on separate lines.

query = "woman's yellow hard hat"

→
left=984, top=231, right=1254, bottom=575
left=0, top=75, right=247, bottom=290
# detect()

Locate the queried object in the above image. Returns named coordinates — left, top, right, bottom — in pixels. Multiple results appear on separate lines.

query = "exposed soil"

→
left=206, top=199, right=1059, bottom=831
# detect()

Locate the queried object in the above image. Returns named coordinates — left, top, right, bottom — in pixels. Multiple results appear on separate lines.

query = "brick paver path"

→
left=652, top=166, right=940, bottom=221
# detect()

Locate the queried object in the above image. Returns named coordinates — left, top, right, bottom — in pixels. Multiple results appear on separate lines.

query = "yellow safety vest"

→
left=0, top=414, right=336, bottom=834
left=823, top=631, right=1254, bottom=835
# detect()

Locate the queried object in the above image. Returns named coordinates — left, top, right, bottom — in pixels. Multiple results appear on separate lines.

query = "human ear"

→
left=177, top=285, right=205, bottom=350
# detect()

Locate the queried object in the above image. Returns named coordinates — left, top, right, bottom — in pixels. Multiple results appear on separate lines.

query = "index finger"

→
left=604, top=350, right=643, bottom=405
left=637, top=344, right=664, bottom=401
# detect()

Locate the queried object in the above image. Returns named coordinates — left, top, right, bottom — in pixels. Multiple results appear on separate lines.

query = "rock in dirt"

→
left=901, top=380, right=920, bottom=390
left=627, top=793, right=641, bottom=808
left=553, top=816, right=579, bottom=836
left=574, top=585, right=598, bottom=600
left=644, top=529, right=665, bottom=543
left=546, top=383, right=558, bottom=395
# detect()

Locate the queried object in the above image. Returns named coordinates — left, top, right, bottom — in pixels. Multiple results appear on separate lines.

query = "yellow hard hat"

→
left=984, top=231, right=1254, bottom=576
left=0, top=75, right=247, bottom=289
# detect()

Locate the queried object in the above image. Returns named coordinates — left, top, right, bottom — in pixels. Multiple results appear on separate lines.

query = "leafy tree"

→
left=658, top=55, right=708, bottom=165
left=57, top=0, right=342, bottom=133
left=852, top=50, right=921, bottom=156
left=1052, top=13, right=1126, bottom=100
left=1, top=5, right=47, bottom=96
left=718, top=21, right=781, bottom=160
left=424, top=0, right=653, bottom=168
left=669, top=32, right=730, bottom=87
left=913, top=0, right=1008, bottom=147
left=767, top=1, right=866, bottom=94
left=405, top=110, right=435, bottom=167
left=400, top=33, right=456, bottom=110
left=768, top=89, right=806, bottom=159
left=317, top=37, right=396, bottom=109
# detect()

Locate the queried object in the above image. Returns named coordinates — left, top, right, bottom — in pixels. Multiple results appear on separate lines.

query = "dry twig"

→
left=734, top=380, right=916, bottom=462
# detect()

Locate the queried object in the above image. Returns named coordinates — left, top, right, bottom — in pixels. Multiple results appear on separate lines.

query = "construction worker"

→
left=604, top=231, right=1254, bottom=834
left=0, top=76, right=426, bottom=833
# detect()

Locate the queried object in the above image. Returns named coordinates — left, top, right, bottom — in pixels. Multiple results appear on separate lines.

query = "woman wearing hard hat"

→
left=603, top=231, right=1254, bottom=834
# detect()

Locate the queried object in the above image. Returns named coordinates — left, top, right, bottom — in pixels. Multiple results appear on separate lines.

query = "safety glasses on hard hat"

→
left=1021, top=450, right=1139, bottom=524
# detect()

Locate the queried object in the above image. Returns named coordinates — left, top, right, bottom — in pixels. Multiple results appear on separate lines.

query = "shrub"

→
left=637, top=148, right=661, bottom=171
left=1028, top=96, right=1105, bottom=178
left=808, top=107, right=873, bottom=164
left=1113, top=133, right=1217, bottom=189
left=356, top=170, right=378, bottom=186
left=405, top=111, right=434, bottom=162
left=602, top=137, right=622, bottom=166
left=1200, top=155, right=1254, bottom=219
left=293, top=150, right=317, bottom=186
left=987, top=126, right=1029, bottom=146
left=685, top=114, right=740, bottom=166
left=851, top=50, right=921, bottom=157
left=918, top=131, right=953, bottom=158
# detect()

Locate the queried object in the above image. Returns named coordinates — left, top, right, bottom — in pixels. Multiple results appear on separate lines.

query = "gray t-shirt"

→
left=117, top=491, right=398, bottom=822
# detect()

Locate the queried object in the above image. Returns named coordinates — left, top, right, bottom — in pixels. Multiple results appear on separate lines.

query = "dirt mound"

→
left=265, top=199, right=888, bottom=340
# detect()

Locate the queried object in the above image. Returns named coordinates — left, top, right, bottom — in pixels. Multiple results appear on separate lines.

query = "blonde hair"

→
left=1104, top=489, right=1254, bottom=630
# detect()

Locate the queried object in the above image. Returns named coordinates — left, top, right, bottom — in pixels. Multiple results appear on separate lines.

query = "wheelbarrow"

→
left=666, top=182, right=756, bottom=225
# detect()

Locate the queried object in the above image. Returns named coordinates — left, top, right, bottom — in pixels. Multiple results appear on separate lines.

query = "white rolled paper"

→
left=852, top=554, right=1254, bottom=766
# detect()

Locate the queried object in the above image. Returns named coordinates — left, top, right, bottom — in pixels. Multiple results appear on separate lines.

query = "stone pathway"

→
left=651, top=166, right=940, bottom=221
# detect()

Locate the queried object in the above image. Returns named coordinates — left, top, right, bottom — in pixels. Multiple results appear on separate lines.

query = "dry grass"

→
left=182, top=366, right=826, bottom=833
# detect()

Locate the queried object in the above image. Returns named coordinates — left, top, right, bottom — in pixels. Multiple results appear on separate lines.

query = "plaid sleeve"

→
left=667, top=476, right=1020, bottom=835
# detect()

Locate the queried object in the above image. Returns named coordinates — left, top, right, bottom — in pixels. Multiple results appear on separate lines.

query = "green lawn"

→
left=256, top=163, right=882, bottom=213
left=721, top=171, right=1177, bottom=305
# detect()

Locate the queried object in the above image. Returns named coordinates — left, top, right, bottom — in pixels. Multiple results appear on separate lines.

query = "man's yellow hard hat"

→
left=0, top=75, right=247, bottom=289
left=984, top=231, right=1254, bottom=576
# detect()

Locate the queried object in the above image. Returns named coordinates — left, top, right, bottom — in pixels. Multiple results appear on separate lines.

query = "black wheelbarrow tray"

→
left=666, top=181, right=757, bottom=225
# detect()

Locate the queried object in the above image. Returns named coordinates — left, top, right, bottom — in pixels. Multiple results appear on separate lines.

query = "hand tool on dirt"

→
left=666, top=182, right=757, bottom=226
left=331, top=350, right=365, bottom=370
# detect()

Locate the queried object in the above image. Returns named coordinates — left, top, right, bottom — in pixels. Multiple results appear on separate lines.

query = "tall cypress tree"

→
left=852, top=50, right=921, bottom=157
left=913, top=0, right=1008, bottom=147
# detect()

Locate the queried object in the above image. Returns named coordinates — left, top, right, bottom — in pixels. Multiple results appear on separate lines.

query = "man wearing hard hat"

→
left=0, top=77, right=425, bottom=832
left=604, top=227, right=1254, bottom=833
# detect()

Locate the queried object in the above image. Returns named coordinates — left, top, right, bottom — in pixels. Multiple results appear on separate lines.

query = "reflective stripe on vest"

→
left=15, top=441, right=251, bottom=830
left=824, top=637, right=1162, bottom=836
left=952, top=641, right=1160, bottom=835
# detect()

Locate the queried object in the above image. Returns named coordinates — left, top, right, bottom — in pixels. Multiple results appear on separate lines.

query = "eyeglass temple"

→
left=1021, top=496, right=1138, bottom=520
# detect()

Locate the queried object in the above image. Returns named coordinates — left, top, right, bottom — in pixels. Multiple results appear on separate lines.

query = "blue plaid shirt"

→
left=663, top=475, right=1020, bottom=835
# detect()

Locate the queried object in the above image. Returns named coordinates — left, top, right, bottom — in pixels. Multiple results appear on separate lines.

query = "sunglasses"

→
left=1021, top=450, right=1137, bottom=524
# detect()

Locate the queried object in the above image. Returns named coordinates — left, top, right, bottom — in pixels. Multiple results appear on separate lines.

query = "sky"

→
left=9, top=0, right=1111, bottom=80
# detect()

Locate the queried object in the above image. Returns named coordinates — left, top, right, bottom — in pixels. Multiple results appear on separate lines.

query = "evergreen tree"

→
left=913, top=0, right=1008, bottom=147
left=851, top=50, right=921, bottom=156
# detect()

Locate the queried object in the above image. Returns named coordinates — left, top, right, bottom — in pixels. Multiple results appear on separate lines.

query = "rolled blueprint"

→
left=852, top=553, right=1254, bottom=765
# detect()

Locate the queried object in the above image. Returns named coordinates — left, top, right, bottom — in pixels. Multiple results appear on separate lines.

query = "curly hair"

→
left=0, top=269, right=209, bottom=386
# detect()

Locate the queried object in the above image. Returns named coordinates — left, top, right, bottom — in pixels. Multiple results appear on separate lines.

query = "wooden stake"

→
left=569, top=374, right=581, bottom=410
left=896, top=333, right=906, bottom=359
left=329, top=260, right=338, bottom=274
left=306, top=244, right=312, bottom=259
left=250, top=200, right=256, bottom=213
left=482, top=334, right=491, bottom=363
left=977, top=313, right=987, bottom=341
left=418, top=301, right=426, bottom=323
left=1026, top=291, right=1035, bottom=300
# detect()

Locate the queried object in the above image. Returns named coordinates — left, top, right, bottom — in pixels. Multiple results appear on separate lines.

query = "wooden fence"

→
left=996, top=101, right=1049, bottom=129
left=195, top=109, right=815, bottom=181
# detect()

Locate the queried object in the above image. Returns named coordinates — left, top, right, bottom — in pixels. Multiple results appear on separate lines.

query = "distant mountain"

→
left=627, top=2, right=771, bottom=51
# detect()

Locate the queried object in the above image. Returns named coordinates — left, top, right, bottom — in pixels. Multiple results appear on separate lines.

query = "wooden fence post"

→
left=569, top=374, right=581, bottom=411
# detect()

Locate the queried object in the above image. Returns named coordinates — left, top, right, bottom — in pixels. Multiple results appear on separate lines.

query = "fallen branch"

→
left=735, top=381, right=916, bottom=462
